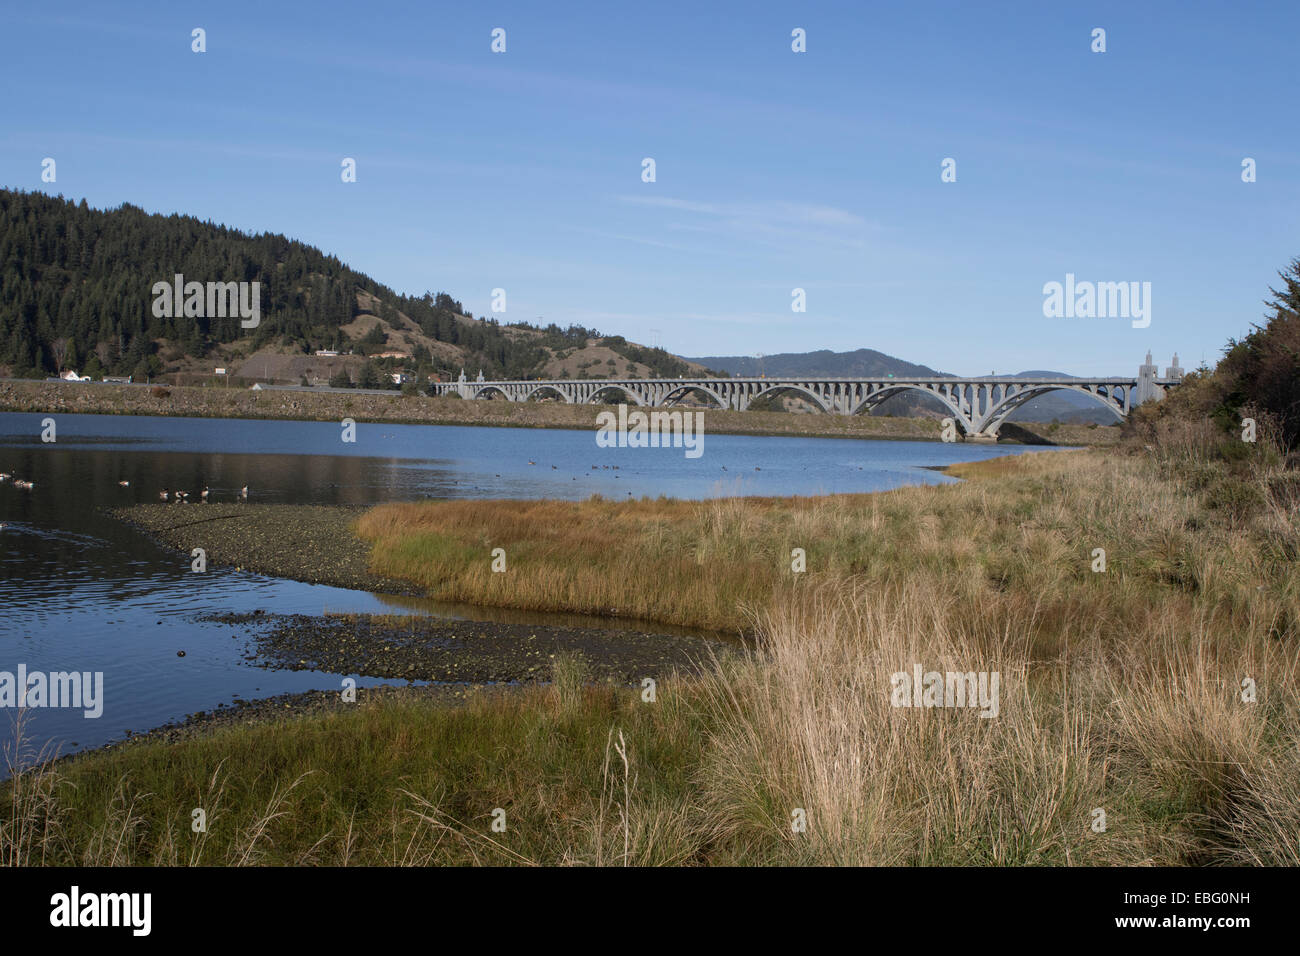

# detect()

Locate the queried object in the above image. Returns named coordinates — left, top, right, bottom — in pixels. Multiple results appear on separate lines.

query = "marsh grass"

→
left=6, top=442, right=1298, bottom=865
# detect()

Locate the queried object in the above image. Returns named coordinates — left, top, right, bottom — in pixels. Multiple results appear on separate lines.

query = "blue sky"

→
left=2, top=0, right=1295, bottom=376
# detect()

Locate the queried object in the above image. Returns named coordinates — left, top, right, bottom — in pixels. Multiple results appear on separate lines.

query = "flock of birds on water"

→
left=0, top=471, right=247, bottom=502
left=155, top=484, right=248, bottom=503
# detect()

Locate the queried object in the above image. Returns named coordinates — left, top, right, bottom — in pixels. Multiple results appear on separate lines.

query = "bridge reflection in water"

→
left=431, top=353, right=1184, bottom=440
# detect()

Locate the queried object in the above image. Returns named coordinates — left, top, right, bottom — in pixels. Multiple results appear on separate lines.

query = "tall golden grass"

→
left=5, top=442, right=1298, bottom=865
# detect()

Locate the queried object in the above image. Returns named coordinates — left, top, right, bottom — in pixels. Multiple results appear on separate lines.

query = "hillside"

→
left=0, top=189, right=704, bottom=386
left=0, top=188, right=1121, bottom=422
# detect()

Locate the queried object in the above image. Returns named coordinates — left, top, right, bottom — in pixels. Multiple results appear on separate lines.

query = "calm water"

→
left=0, top=412, right=1059, bottom=765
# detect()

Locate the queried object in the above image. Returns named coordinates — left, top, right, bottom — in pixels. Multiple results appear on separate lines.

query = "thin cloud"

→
left=615, top=194, right=879, bottom=252
left=619, top=194, right=873, bottom=228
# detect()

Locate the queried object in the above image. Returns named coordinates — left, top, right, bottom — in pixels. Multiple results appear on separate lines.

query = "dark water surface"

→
left=0, top=412, right=1062, bottom=764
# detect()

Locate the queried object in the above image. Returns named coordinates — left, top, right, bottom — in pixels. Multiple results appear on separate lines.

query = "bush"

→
left=1218, top=259, right=1300, bottom=450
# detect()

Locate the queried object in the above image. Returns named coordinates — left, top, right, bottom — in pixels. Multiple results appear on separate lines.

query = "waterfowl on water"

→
left=240, top=485, right=248, bottom=498
left=118, top=480, right=130, bottom=487
left=201, top=487, right=209, bottom=499
left=160, top=490, right=169, bottom=500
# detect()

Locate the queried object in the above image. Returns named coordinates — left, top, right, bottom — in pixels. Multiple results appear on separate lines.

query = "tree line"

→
left=0, top=189, right=662, bottom=382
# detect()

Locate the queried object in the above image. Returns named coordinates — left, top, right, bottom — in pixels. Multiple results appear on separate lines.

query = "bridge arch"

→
left=474, top=385, right=514, bottom=402
left=660, top=383, right=729, bottom=410
left=584, top=384, right=647, bottom=406
left=523, top=384, right=573, bottom=403
left=750, top=384, right=833, bottom=413
left=982, top=383, right=1128, bottom=434
left=849, top=384, right=974, bottom=433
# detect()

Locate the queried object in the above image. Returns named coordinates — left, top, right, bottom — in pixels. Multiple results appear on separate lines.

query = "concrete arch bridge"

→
left=431, top=354, right=1183, bottom=440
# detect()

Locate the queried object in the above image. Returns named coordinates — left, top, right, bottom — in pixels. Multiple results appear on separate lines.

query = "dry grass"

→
left=6, top=441, right=1298, bottom=866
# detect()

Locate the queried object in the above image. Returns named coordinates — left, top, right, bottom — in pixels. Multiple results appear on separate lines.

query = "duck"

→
left=0, top=473, right=10, bottom=482
left=200, top=487, right=209, bottom=500
left=239, top=485, right=248, bottom=499
left=160, top=490, right=169, bottom=500
left=118, top=480, right=130, bottom=487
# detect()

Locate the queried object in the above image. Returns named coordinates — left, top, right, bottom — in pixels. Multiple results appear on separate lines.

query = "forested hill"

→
left=686, top=348, right=944, bottom=379
left=0, top=189, right=698, bottom=383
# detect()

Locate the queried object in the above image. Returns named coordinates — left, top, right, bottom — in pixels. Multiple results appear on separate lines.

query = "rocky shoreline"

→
left=228, top=610, right=730, bottom=685
left=81, top=505, right=731, bottom=761
left=109, top=502, right=415, bottom=594
left=66, top=611, right=729, bottom=765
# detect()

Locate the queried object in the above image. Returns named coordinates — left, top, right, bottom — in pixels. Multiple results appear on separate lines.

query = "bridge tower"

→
left=1137, top=351, right=1160, bottom=403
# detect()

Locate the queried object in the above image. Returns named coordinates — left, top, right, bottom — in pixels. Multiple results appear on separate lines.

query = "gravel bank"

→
left=110, top=502, right=413, bottom=593
left=228, top=610, right=730, bottom=685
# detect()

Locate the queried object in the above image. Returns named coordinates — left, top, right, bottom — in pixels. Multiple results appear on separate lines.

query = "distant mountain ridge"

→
left=688, top=348, right=944, bottom=379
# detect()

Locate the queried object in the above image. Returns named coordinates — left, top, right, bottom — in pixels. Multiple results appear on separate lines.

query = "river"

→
left=0, top=411, right=1062, bottom=763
